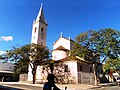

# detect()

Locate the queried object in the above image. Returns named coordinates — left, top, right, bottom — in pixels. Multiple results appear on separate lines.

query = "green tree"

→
left=29, top=43, right=50, bottom=84
left=13, top=58, right=29, bottom=75
left=1, top=43, right=50, bottom=84
left=5, top=44, right=31, bottom=75
left=103, top=58, right=120, bottom=74
left=70, top=29, right=120, bottom=85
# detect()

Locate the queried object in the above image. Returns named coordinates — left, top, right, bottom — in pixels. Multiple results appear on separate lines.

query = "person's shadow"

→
left=43, top=74, right=61, bottom=90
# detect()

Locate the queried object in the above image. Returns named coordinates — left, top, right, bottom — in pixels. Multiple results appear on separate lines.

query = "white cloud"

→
left=1, top=36, right=13, bottom=41
left=0, top=51, right=5, bottom=55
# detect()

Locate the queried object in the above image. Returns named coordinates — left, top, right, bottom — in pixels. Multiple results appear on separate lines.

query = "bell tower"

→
left=31, top=3, right=48, bottom=46
left=28, top=4, right=48, bottom=82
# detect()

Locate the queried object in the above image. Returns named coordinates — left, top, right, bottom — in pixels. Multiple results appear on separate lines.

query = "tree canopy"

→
left=72, top=28, right=120, bottom=63
left=70, top=28, right=120, bottom=85
left=0, top=43, right=50, bottom=84
left=103, top=58, right=120, bottom=74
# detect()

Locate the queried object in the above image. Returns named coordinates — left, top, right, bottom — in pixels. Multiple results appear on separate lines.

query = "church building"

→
left=27, top=4, right=102, bottom=84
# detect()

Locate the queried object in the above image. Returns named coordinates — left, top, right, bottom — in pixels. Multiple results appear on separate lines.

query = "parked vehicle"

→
left=116, top=77, right=120, bottom=86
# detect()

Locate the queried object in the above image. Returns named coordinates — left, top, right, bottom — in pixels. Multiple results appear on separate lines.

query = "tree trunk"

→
left=32, top=71, right=36, bottom=84
left=32, top=65, right=36, bottom=84
left=93, top=63, right=98, bottom=86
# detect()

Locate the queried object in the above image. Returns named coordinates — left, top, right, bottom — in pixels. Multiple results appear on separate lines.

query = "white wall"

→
left=27, top=64, right=33, bottom=81
left=52, top=50, right=67, bottom=60
left=64, top=61, right=78, bottom=83
left=53, top=37, right=70, bottom=50
left=31, top=21, right=39, bottom=44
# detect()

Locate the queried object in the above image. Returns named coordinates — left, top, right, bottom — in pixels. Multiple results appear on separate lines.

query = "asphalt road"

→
left=0, top=84, right=43, bottom=90
left=0, top=82, right=120, bottom=90
left=0, top=85, right=22, bottom=90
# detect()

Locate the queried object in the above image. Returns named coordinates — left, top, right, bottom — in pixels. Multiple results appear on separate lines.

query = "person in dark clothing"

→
left=43, top=74, right=60, bottom=90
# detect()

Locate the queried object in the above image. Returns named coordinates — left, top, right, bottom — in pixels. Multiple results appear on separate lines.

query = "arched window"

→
left=34, top=27, right=37, bottom=33
left=41, top=28, right=44, bottom=34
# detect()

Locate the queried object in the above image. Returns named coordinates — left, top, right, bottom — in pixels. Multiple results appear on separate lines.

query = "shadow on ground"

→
left=90, top=83, right=119, bottom=89
left=0, top=85, right=23, bottom=90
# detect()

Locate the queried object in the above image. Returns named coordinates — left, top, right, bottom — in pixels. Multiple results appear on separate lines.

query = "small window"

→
left=64, top=65, right=68, bottom=72
left=41, top=28, right=44, bottom=34
left=80, top=65, right=82, bottom=72
left=90, top=67, right=92, bottom=73
left=34, top=27, right=37, bottom=33
left=78, top=65, right=83, bottom=72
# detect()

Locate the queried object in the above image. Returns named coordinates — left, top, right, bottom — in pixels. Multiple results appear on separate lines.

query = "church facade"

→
left=27, top=4, right=102, bottom=84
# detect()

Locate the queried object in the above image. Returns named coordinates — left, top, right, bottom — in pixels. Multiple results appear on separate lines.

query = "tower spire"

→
left=41, top=3, right=43, bottom=7
left=36, top=3, right=44, bottom=21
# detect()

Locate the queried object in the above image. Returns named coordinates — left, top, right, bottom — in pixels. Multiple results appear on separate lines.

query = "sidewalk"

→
left=19, top=82, right=118, bottom=90
left=56, top=84, right=95, bottom=90
left=19, top=82, right=98, bottom=90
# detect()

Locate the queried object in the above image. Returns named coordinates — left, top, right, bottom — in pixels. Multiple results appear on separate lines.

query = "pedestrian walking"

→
left=43, top=74, right=60, bottom=90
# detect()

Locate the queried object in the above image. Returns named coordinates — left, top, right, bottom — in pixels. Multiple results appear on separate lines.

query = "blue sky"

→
left=0, top=0, right=120, bottom=54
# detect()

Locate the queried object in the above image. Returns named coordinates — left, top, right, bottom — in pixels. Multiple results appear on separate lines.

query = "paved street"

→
left=0, top=82, right=120, bottom=90
left=0, top=85, right=23, bottom=90
left=0, top=83, right=42, bottom=90
left=0, top=82, right=42, bottom=90
left=0, top=85, right=42, bottom=90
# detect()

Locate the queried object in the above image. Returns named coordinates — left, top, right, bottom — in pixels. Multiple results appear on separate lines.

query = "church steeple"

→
left=31, top=3, right=48, bottom=46
left=36, top=3, right=44, bottom=22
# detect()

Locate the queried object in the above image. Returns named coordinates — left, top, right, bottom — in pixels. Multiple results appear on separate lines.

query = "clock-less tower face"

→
left=31, top=4, right=48, bottom=46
